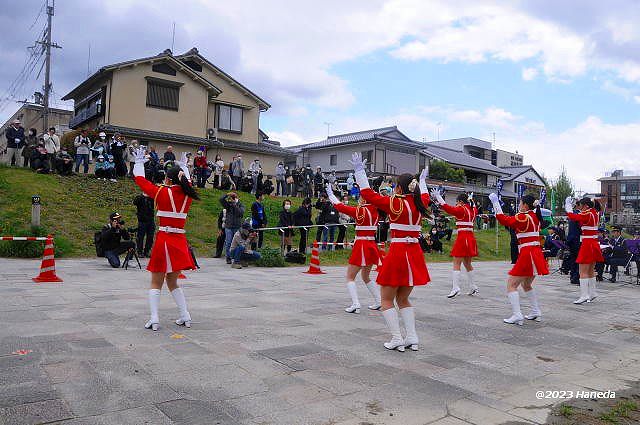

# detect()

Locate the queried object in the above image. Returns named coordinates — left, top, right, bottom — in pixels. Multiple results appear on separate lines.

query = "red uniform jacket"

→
left=441, top=203, right=479, bottom=258
left=135, top=176, right=196, bottom=273
left=567, top=208, right=604, bottom=264
left=360, top=188, right=431, bottom=286
left=333, top=203, right=380, bottom=266
left=496, top=210, right=549, bottom=277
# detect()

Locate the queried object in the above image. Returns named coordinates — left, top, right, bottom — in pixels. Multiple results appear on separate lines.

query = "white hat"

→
left=98, top=132, right=106, bottom=137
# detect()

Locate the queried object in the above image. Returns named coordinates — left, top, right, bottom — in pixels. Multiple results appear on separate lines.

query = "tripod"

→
left=122, top=248, right=142, bottom=270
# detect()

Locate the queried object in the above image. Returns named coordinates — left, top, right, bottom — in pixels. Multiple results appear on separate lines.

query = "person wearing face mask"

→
left=194, top=150, right=208, bottom=188
left=249, top=158, right=262, bottom=195
left=278, top=199, right=295, bottom=252
left=284, top=165, right=293, bottom=197
left=4, top=119, right=25, bottom=166
left=231, top=154, right=244, bottom=190
left=91, top=132, right=108, bottom=158
left=293, top=197, right=313, bottom=253
left=220, top=191, right=245, bottom=264
left=104, top=155, right=117, bottom=182
left=30, top=139, right=50, bottom=174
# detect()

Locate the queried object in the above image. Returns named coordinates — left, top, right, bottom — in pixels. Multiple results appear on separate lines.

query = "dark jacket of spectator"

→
left=133, top=194, right=155, bottom=222
left=279, top=208, right=294, bottom=237
left=6, top=125, right=25, bottom=149
left=293, top=204, right=313, bottom=226
left=163, top=151, right=176, bottom=162
left=251, top=200, right=267, bottom=229
left=219, top=194, right=245, bottom=229
left=100, top=225, right=131, bottom=252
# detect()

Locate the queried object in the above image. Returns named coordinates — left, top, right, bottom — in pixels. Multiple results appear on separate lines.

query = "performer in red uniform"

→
left=431, top=190, right=479, bottom=297
left=326, top=183, right=381, bottom=313
left=351, top=153, right=431, bottom=352
left=133, top=149, right=199, bottom=331
left=565, top=197, right=603, bottom=304
left=489, top=193, right=548, bottom=325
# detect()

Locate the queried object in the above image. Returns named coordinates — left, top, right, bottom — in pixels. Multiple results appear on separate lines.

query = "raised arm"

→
left=326, top=183, right=357, bottom=217
left=132, top=147, right=158, bottom=197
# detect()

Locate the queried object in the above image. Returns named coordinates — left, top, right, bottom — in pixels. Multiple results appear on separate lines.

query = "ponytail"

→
left=166, top=166, right=200, bottom=200
left=593, top=199, right=601, bottom=212
left=397, top=173, right=430, bottom=216
left=521, top=194, right=542, bottom=221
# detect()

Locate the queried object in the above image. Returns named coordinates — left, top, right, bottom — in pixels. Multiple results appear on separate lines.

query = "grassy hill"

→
left=0, top=166, right=515, bottom=264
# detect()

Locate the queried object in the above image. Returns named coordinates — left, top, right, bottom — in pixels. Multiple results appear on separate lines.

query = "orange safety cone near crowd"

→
left=32, top=235, right=63, bottom=283
left=303, top=241, right=326, bottom=274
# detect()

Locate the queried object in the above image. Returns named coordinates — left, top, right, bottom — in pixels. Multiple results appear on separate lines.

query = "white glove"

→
left=419, top=168, right=428, bottom=192
left=133, top=147, right=147, bottom=164
left=564, top=196, right=573, bottom=213
left=489, top=193, right=503, bottom=215
left=348, top=152, right=367, bottom=172
left=132, top=147, right=147, bottom=177
left=468, top=192, right=474, bottom=202
left=430, top=188, right=445, bottom=204
left=326, top=183, right=340, bottom=205
left=175, top=152, right=191, bottom=181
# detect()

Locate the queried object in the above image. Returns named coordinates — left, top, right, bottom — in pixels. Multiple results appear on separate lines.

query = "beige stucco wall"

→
left=198, top=66, right=261, bottom=144
left=108, top=64, right=209, bottom=138
left=207, top=147, right=282, bottom=178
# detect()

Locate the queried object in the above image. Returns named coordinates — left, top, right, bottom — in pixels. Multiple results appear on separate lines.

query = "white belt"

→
left=518, top=241, right=540, bottom=250
left=582, top=226, right=598, bottom=231
left=456, top=221, right=473, bottom=226
left=457, top=228, right=474, bottom=232
left=516, top=232, right=539, bottom=239
left=355, top=236, right=376, bottom=241
left=355, top=225, right=377, bottom=231
left=391, top=237, right=419, bottom=243
left=157, top=211, right=187, bottom=219
left=390, top=223, right=421, bottom=231
left=581, top=235, right=597, bottom=240
left=158, top=226, right=186, bottom=234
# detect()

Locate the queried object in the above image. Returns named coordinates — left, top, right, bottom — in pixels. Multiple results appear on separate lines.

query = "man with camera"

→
left=133, top=192, right=155, bottom=257
left=101, top=212, right=136, bottom=268
left=220, top=191, right=245, bottom=263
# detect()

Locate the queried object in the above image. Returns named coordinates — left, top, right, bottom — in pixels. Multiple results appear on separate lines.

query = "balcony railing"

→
left=69, top=104, right=102, bottom=129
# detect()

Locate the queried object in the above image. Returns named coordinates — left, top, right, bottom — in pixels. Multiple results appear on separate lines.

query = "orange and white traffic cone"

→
left=32, top=235, right=63, bottom=283
left=303, top=241, right=326, bottom=274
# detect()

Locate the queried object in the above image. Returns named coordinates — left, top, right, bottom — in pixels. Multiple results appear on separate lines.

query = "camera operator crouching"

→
left=101, top=212, right=136, bottom=268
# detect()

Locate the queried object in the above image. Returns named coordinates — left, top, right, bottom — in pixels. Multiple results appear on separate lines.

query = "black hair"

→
left=302, top=197, right=312, bottom=206
left=456, top=193, right=471, bottom=205
left=166, top=166, right=199, bottom=200
left=397, top=173, right=430, bottom=216
left=255, top=192, right=263, bottom=200
left=521, top=194, right=543, bottom=222
left=577, top=197, right=601, bottom=212
left=282, top=198, right=292, bottom=208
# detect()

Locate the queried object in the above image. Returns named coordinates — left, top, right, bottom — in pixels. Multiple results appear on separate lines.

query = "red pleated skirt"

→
left=376, top=242, right=430, bottom=286
left=146, top=231, right=196, bottom=273
left=348, top=240, right=381, bottom=267
left=509, top=246, right=549, bottom=277
left=450, top=231, right=479, bottom=258
left=576, top=239, right=605, bottom=264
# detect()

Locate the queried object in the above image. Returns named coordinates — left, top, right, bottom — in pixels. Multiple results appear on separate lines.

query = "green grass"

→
left=0, top=166, right=515, bottom=264
left=558, top=404, right=574, bottom=418
left=600, top=400, right=638, bottom=423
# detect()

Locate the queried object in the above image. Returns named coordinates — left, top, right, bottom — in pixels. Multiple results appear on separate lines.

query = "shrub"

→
left=255, top=247, right=286, bottom=267
left=0, top=227, right=49, bottom=258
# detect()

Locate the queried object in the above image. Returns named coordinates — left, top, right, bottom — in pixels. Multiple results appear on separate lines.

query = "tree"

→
left=428, top=160, right=465, bottom=183
left=549, top=167, right=575, bottom=215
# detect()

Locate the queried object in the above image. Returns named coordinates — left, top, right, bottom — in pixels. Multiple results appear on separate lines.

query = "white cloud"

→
left=522, top=67, right=538, bottom=81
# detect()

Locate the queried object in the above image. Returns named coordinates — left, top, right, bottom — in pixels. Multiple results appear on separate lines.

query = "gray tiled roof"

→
left=500, top=165, right=531, bottom=180
left=292, top=126, right=415, bottom=151
left=422, top=144, right=508, bottom=176
left=219, top=138, right=296, bottom=157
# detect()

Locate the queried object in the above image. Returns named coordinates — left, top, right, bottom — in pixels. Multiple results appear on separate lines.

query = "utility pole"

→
left=41, top=0, right=61, bottom=131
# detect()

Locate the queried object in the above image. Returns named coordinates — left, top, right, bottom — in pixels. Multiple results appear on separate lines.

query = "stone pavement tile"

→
left=155, top=399, right=236, bottom=425
left=427, top=417, right=474, bottom=425
left=248, top=397, right=359, bottom=425
left=295, top=369, right=367, bottom=396
left=220, top=391, right=296, bottom=420
left=430, top=363, right=528, bottom=399
left=508, top=407, right=550, bottom=424
left=55, top=405, right=173, bottom=425
left=0, top=381, right=57, bottom=409
left=0, top=398, right=73, bottom=425
left=53, top=358, right=179, bottom=417
left=0, top=309, right=49, bottom=323
left=261, top=374, right=335, bottom=405
left=447, top=398, right=533, bottom=425
left=256, top=342, right=327, bottom=361
left=159, top=363, right=268, bottom=401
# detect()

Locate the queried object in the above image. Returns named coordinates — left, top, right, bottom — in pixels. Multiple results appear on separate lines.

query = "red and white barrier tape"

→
left=0, top=236, right=49, bottom=241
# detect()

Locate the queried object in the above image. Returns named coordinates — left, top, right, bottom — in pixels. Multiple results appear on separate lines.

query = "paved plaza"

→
left=0, top=257, right=639, bottom=425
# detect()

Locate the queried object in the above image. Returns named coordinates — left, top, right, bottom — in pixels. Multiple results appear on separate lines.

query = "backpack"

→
left=94, top=230, right=105, bottom=257
left=285, top=250, right=306, bottom=264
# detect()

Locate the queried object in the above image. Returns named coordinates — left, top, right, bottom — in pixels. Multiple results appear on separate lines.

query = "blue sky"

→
left=1, top=0, right=639, bottom=192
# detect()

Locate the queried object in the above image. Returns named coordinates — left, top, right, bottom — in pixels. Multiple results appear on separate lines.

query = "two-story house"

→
left=500, top=165, right=547, bottom=202
left=62, top=47, right=294, bottom=174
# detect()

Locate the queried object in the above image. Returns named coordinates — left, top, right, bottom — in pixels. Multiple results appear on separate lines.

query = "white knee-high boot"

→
left=524, top=288, right=542, bottom=321
left=399, top=307, right=418, bottom=351
left=587, top=277, right=597, bottom=302
left=145, top=288, right=161, bottom=331
left=448, top=270, right=461, bottom=298
left=504, top=291, right=523, bottom=325
left=345, top=281, right=361, bottom=313
left=171, top=287, right=192, bottom=327
left=466, top=269, right=478, bottom=295
left=381, top=308, right=405, bottom=351
left=573, top=278, right=590, bottom=304
left=364, top=280, right=381, bottom=310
